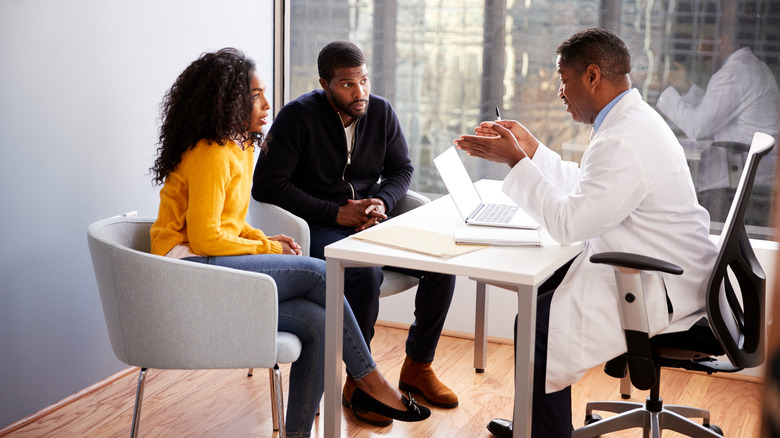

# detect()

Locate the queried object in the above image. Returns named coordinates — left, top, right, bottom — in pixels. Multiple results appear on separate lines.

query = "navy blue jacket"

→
left=252, top=89, right=414, bottom=225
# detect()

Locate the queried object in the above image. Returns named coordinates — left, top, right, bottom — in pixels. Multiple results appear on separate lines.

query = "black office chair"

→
left=698, top=140, right=774, bottom=229
left=572, top=132, right=775, bottom=438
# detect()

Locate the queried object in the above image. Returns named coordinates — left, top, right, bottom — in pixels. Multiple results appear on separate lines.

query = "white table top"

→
left=325, top=179, right=583, bottom=288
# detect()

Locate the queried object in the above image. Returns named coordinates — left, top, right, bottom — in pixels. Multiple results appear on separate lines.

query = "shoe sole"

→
left=398, top=380, right=459, bottom=409
left=342, top=394, right=394, bottom=427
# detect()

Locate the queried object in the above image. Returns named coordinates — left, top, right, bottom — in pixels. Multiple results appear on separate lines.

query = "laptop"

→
left=433, top=146, right=540, bottom=229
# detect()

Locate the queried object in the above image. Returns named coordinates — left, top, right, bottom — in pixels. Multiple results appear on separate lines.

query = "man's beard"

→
left=333, top=96, right=368, bottom=120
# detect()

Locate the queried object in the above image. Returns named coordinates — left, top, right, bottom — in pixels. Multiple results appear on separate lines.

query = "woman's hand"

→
left=269, top=234, right=302, bottom=255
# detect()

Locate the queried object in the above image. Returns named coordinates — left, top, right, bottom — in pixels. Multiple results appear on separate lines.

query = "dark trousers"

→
left=310, top=224, right=456, bottom=363
left=516, top=259, right=573, bottom=438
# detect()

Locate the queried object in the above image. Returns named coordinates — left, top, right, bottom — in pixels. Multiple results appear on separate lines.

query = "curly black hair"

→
left=150, top=48, right=261, bottom=185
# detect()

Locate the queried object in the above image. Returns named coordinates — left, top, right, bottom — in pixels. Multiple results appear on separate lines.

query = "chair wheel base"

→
left=706, top=424, right=724, bottom=435
left=584, top=413, right=602, bottom=425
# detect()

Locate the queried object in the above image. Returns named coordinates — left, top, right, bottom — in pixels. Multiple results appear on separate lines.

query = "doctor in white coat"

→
left=455, top=28, right=719, bottom=438
left=657, top=32, right=778, bottom=215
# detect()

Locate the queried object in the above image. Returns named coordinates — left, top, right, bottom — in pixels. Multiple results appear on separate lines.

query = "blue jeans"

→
left=184, top=254, right=376, bottom=438
left=310, top=224, right=456, bottom=364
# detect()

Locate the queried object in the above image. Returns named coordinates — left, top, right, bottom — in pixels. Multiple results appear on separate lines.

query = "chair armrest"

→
left=246, top=191, right=429, bottom=255
left=248, top=199, right=311, bottom=256
left=389, top=189, right=431, bottom=216
left=589, top=252, right=683, bottom=390
left=590, top=252, right=683, bottom=275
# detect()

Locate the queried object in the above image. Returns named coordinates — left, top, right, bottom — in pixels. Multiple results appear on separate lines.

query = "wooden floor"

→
left=1, top=325, right=762, bottom=437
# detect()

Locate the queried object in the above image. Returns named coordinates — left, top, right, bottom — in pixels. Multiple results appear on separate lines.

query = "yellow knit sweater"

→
left=150, top=139, right=283, bottom=257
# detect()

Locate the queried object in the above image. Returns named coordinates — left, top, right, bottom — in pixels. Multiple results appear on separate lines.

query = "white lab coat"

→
left=503, top=89, right=719, bottom=392
left=657, top=47, right=779, bottom=190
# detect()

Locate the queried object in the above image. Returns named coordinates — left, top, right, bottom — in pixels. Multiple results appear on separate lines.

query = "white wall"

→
left=0, top=0, right=274, bottom=428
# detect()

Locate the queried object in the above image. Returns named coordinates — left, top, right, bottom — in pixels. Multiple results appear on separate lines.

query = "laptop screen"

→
left=433, top=146, right=483, bottom=219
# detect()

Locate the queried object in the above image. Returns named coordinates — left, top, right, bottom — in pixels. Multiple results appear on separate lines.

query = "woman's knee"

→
left=278, top=299, right=326, bottom=342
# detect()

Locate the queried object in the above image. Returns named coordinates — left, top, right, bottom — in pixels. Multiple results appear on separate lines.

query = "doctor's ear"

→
left=585, top=64, right=601, bottom=87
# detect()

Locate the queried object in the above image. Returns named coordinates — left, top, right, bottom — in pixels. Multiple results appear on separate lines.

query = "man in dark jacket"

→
left=252, top=41, right=458, bottom=426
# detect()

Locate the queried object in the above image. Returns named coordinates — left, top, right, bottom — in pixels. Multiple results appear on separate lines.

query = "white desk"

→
left=323, top=180, right=584, bottom=438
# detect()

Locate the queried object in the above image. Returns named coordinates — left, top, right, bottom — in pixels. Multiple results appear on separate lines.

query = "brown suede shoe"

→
left=398, top=356, right=459, bottom=408
left=342, top=375, right=393, bottom=427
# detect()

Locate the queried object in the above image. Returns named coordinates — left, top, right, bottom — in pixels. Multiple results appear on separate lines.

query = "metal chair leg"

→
left=620, top=374, right=632, bottom=399
left=270, top=364, right=286, bottom=437
left=130, top=368, right=148, bottom=438
left=268, top=368, right=279, bottom=431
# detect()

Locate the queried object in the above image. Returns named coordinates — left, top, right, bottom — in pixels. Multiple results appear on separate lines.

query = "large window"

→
left=281, top=0, right=780, bottom=239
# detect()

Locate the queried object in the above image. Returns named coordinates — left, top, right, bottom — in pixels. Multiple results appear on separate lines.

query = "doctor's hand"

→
left=474, top=120, right=541, bottom=159
left=269, top=234, right=302, bottom=255
left=454, top=122, right=533, bottom=167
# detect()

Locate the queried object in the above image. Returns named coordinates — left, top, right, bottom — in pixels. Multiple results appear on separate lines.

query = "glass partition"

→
left=283, top=0, right=780, bottom=239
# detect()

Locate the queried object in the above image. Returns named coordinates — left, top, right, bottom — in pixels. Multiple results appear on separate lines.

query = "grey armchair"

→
left=247, top=190, right=431, bottom=298
left=87, top=215, right=301, bottom=437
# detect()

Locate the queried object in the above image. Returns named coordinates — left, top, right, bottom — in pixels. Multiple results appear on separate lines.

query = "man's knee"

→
left=418, top=272, right=456, bottom=295
left=344, top=266, right=383, bottom=304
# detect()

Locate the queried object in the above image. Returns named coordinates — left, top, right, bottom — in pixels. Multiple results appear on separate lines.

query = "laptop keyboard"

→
left=473, top=203, right=518, bottom=224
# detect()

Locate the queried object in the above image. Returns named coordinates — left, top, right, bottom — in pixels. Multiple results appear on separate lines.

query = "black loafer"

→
left=349, top=387, right=431, bottom=422
left=487, top=418, right=513, bottom=438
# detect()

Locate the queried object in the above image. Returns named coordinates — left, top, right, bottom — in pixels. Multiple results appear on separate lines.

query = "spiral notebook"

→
left=453, top=227, right=541, bottom=247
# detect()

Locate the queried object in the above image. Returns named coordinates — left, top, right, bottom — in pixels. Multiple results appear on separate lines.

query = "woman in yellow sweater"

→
left=149, top=48, right=429, bottom=437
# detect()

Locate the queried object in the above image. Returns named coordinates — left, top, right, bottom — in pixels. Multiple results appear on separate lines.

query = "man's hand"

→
left=336, top=198, right=388, bottom=231
left=268, top=234, right=302, bottom=255
left=454, top=120, right=539, bottom=166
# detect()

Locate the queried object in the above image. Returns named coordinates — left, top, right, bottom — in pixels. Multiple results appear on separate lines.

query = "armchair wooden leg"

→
left=247, top=368, right=253, bottom=377
left=130, top=368, right=148, bottom=438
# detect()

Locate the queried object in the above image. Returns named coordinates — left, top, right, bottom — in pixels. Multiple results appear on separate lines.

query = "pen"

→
left=495, top=106, right=501, bottom=121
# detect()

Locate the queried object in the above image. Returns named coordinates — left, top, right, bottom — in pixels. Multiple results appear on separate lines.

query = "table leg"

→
left=325, top=259, right=345, bottom=438
left=474, top=281, right=488, bottom=372
left=514, top=284, right=537, bottom=438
